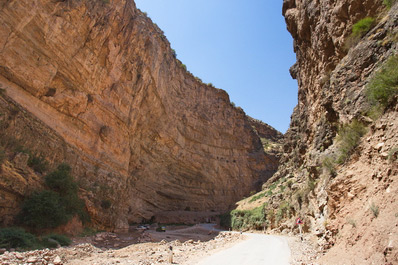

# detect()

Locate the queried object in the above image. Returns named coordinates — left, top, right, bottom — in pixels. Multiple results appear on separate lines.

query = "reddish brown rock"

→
left=0, top=0, right=277, bottom=229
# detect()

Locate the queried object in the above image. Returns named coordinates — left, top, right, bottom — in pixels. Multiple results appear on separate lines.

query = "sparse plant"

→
left=28, top=154, right=48, bottom=174
left=322, top=155, right=337, bottom=175
left=388, top=147, right=398, bottom=161
left=383, top=0, right=397, bottom=9
left=345, top=17, right=376, bottom=49
left=352, top=17, right=375, bottom=38
left=336, top=120, right=367, bottom=164
left=347, top=219, right=357, bottom=228
left=366, top=55, right=398, bottom=116
left=370, top=203, right=379, bottom=218
left=181, top=64, right=187, bottom=71
left=171, top=49, right=177, bottom=58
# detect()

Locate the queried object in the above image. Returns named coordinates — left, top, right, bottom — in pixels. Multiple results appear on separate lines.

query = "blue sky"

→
left=134, top=0, right=297, bottom=133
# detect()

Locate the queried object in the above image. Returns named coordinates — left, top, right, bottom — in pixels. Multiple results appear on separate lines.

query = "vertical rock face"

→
left=275, top=0, right=398, bottom=262
left=0, top=0, right=279, bottom=229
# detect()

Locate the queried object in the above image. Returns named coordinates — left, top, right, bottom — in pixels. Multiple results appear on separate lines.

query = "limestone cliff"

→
left=237, top=0, right=398, bottom=263
left=0, top=0, right=280, bottom=230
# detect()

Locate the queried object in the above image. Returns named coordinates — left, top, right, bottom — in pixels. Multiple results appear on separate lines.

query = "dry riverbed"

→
left=0, top=225, right=320, bottom=265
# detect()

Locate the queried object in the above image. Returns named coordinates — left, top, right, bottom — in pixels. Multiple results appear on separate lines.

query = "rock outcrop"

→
left=0, top=0, right=280, bottom=230
left=236, top=1, right=397, bottom=263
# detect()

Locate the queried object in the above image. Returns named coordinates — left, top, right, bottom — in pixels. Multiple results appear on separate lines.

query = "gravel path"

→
left=195, top=233, right=291, bottom=265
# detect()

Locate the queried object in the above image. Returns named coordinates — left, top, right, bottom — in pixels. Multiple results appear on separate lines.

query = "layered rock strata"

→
left=0, top=0, right=279, bottom=229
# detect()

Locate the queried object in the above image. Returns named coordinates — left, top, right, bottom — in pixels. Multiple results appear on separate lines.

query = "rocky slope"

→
left=237, top=0, right=398, bottom=264
left=0, top=0, right=280, bottom=230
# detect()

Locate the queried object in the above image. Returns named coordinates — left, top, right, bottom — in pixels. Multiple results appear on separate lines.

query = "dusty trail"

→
left=195, top=233, right=291, bottom=265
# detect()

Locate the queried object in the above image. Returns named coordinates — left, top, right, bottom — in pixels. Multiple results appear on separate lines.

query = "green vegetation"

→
left=366, top=55, right=398, bottom=117
left=322, top=155, right=337, bottom=175
left=27, top=154, right=48, bottom=174
left=171, top=49, right=177, bottom=58
left=345, top=17, right=376, bottom=49
left=336, top=120, right=367, bottom=164
left=370, top=203, right=379, bottom=218
left=18, top=164, right=89, bottom=230
left=18, top=190, right=68, bottom=229
left=383, top=0, right=397, bottom=9
left=388, top=147, right=398, bottom=161
left=0, top=228, right=37, bottom=249
left=230, top=205, right=267, bottom=230
left=249, top=192, right=266, bottom=202
left=275, top=201, right=293, bottom=223
left=0, top=228, right=71, bottom=250
left=352, top=17, right=375, bottom=38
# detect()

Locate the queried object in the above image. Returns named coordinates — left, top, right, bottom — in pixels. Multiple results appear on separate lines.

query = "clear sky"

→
left=134, top=0, right=297, bottom=133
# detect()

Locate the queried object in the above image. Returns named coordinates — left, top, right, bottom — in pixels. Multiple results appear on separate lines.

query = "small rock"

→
left=374, top=142, right=384, bottom=151
left=26, top=256, right=38, bottom=263
left=53, top=255, right=62, bottom=265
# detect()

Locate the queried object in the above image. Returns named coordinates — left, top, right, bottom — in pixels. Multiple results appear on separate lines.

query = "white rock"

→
left=53, top=255, right=62, bottom=265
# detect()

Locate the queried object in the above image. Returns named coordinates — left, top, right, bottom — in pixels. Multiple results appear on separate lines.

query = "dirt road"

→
left=195, top=233, right=291, bottom=265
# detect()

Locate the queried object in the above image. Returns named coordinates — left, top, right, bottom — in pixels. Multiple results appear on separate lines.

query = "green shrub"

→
left=249, top=192, right=266, bottom=203
left=276, top=201, right=293, bottom=223
left=42, top=234, right=71, bottom=247
left=366, top=55, right=398, bottom=112
left=336, top=120, right=367, bottom=164
left=230, top=205, right=267, bottom=230
left=18, top=190, right=68, bottom=229
left=352, top=17, right=375, bottom=38
left=0, top=228, right=37, bottom=249
left=27, top=154, right=48, bottom=174
left=45, top=163, right=77, bottom=195
left=383, top=0, right=397, bottom=9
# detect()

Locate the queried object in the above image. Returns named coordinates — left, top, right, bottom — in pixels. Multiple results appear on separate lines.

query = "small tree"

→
left=18, top=190, right=68, bottom=229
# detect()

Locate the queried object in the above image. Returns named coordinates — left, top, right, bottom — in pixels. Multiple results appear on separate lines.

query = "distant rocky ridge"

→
left=0, top=0, right=281, bottom=230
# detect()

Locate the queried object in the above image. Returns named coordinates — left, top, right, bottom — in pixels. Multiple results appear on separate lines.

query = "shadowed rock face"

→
left=0, top=0, right=279, bottom=229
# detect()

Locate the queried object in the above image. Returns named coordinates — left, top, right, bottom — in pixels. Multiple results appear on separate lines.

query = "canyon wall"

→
left=280, top=0, right=398, bottom=263
left=0, top=0, right=280, bottom=230
left=237, top=1, right=397, bottom=264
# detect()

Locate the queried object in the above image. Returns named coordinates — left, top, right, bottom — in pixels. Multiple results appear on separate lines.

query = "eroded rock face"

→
left=275, top=0, right=398, bottom=262
left=0, top=0, right=279, bottom=229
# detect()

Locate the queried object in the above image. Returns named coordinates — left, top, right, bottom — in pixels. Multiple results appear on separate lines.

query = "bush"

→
left=45, top=164, right=77, bottom=195
left=384, top=0, right=397, bottom=9
left=18, top=190, right=68, bottom=229
left=352, top=17, right=375, bottom=38
left=230, top=205, right=267, bottom=230
left=0, top=228, right=37, bottom=249
left=366, top=55, right=398, bottom=111
left=27, top=154, right=48, bottom=174
left=336, top=120, right=367, bottom=164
